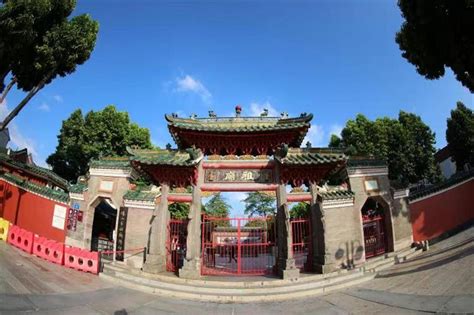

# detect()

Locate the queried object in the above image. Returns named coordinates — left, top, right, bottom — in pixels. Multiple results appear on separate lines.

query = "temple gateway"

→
left=65, top=106, right=413, bottom=280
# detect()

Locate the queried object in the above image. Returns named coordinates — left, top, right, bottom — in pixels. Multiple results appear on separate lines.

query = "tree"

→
left=204, top=193, right=231, bottom=218
left=336, top=112, right=440, bottom=185
left=204, top=193, right=231, bottom=226
left=290, top=202, right=309, bottom=218
left=395, top=0, right=474, bottom=92
left=243, top=192, right=276, bottom=217
left=47, top=105, right=152, bottom=182
left=328, top=134, right=342, bottom=148
left=446, top=102, right=474, bottom=171
left=168, top=203, right=190, bottom=220
left=0, top=0, right=99, bottom=129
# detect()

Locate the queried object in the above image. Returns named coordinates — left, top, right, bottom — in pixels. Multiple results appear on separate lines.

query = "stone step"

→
left=99, top=270, right=375, bottom=303
left=102, top=263, right=353, bottom=289
left=102, top=266, right=366, bottom=294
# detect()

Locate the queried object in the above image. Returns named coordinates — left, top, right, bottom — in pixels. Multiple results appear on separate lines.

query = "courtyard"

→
left=1, top=226, right=472, bottom=314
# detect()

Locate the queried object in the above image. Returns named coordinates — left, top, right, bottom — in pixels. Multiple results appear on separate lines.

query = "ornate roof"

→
left=321, top=190, right=355, bottom=200
left=275, top=148, right=347, bottom=166
left=123, top=189, right=158, bottom=202
left=165, top=110, right=313, bottom=151
left=165, top=113, right=313, bottom=133
left=89, top=158, right=131, bottom=170
left=0, top=152, right=69, bottom=190
left=0, top=172, right=69, bottom=203
left=127, top=147, right=203, bottom=167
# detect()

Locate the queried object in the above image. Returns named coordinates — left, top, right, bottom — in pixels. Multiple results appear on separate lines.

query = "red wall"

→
left=0, top=180, right=68, bottom=242
left=410, top=178, right=474, bottom=242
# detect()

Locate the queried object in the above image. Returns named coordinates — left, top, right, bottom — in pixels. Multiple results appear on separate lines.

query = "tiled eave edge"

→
left=69, top=192, right=85, bottom=201
left=89, top=167, right=138, bottom=179
left=322, top=198, right=355, bottom=209
left=347, top=165, right=389, bottom=178
left=409, top=175, right=474, bottom=203
left=0, top=174, right=69, bottom=204
left=393, top=188, right=409, bottom=199
left=123, top=199, right=155, bottom=210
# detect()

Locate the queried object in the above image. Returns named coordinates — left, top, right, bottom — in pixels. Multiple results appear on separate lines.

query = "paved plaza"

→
left=1, top=227, right=473, bottom=314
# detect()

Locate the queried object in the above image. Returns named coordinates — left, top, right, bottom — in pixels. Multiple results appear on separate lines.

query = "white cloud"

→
left=175, top=75, right=212, bottom=103
left=249, top=101, right=279, bottom=117
left=0, top=99, right=39, bottom=161
left=38, top=102, right=50, bottom=112
left=303, top=124, right=325, bottom=147
left=53, top=95, right=63, bottom=103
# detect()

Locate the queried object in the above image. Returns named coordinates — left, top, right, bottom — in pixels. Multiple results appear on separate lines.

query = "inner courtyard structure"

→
left=65, top=106, right=413, bottom=280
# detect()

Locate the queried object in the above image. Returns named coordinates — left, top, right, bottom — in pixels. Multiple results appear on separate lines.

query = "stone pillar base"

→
left=313, top=262, right=337, bottom=274
left=179, top=258, right=201, bottom=279
left=280, top=268, right=300, bottom=280
left=142, top=254, right=166, bottom=274
left=277, top=258, right=300, bottom=280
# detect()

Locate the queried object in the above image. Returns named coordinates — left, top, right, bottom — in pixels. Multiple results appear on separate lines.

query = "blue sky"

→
left=1, top=0, right=472, bottom=169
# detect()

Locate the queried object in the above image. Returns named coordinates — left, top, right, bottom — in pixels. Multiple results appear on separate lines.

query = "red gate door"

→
left=166, top=219, right=188, bottom=272
left=363, top=215, right=387, bottom=258
left=291, top=217, right=312, bottom=271
left=201, top=216, right=276, bottom=276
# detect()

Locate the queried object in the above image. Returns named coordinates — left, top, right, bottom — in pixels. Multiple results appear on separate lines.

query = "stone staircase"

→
left=99, top=246, right=422, bottom=302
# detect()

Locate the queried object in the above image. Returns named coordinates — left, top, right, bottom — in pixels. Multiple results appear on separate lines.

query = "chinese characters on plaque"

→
left=204, top=169, right=273, bottom=183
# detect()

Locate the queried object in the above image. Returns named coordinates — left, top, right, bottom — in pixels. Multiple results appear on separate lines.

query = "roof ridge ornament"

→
left=235, top=105, right=242, bottom=117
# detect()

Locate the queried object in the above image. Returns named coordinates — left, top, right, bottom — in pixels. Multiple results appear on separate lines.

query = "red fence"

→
left=291, top=217, right=312, bottom=271
left=166, top=219, right=188, bottom=273
left=410, top=177, right=474, bottom=242
left=201, top=216, right=276, bottom=276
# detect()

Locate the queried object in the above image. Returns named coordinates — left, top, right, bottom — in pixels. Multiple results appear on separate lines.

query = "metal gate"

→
left=291, top=217, right=312, bottom=271
left=201, top=216, right=276, bottom=275
left=166, top=219, right=188, bottom=272
left=363, top=215, right=387, bottom=258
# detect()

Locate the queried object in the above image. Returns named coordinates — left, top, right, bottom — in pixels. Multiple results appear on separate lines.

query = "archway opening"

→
left=91, top=199, right=117, bottom=259
left=361, top=197, right=389, bottom=258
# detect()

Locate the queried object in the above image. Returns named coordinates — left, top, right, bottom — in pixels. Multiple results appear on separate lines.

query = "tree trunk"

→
left=0, top=74, right=51, bottom=131
left=0, top=77, right=17, bottom=104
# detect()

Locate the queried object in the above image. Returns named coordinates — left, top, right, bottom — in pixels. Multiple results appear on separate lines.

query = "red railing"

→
left=201, top=216, right=276, bottom=276
left=362, top=215, right=387, bottom=258
left=166, top=219, right=188, bottom=273
left=291, top=217, right=312, bottom=271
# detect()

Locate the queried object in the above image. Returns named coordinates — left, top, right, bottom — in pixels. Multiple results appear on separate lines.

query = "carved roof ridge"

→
left=165, top=113, right=313, bottom=125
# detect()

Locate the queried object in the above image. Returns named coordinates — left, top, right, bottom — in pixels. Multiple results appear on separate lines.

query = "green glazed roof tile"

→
left=128, top=148, right=201, bottom=167
left=89, top=158, right=131, bottom=170
left=165, top=113, right=313, bottom=133
left=0, top=152, right=69, bottom=189
left=69, top=183, right=88, bottom=194
left=277, top=148, right=347, bottom=165
left=0, top=173, right=69, bottom=203
left=123, top=190, right=159, bottom=202
left=321, top=190, right=355, bottom=200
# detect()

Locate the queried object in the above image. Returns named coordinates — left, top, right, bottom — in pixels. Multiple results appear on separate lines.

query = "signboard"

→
left=52, top=205, right=67, bottom=230
left=364, top=179, right=379, bottom=192
left=67, top=202, right=81, bottom=231
left=204, top=169, right=273, bottom=184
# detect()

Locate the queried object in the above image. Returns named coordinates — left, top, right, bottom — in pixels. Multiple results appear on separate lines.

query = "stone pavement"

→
left=0, top=227, right=473, bottom=314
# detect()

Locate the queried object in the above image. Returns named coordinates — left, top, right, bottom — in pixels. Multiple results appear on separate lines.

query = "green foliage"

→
left=47, top=105, right=152, bottom=182
left=446, top=102, right=474, bottom=171
left=0, top=0, right=99, bottom=128
left=328, top=134, right=342, bottom=148
left=290, top=202, right=310, bottom=218
left=243, top=192, right=276, bottom=217
left=396, top=0, right=474, bottom=92
left=168, top=203, right=190, bottom=220
left=338, top=112, right=441, bottom=185
left=204, top=193, right=231, bottom=226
